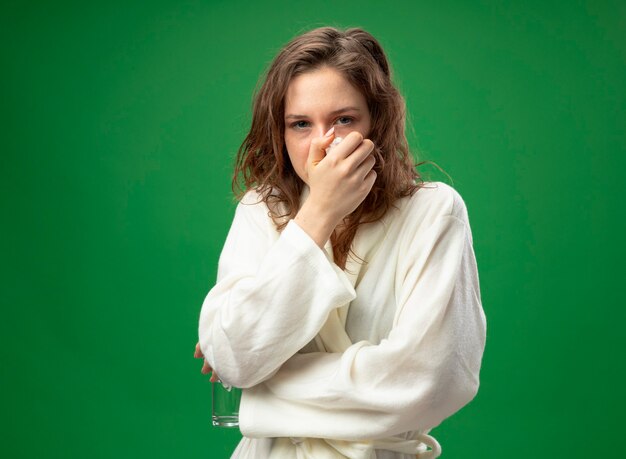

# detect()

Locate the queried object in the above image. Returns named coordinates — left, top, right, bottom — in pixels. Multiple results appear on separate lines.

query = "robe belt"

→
left=269, top=431, right=441, bottom=459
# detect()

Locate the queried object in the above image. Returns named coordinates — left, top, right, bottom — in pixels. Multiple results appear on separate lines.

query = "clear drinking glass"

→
left=212, top=380, right=242, bottom=427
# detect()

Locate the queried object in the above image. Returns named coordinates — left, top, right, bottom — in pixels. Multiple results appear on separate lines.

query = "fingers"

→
left=363, top=168, right=378, bottom=190
left=334, top=137, right=375, bottom=186
left=327, top=131, right=369, bottom=160
left=200, top=357, right=218, bottom=380
left=349, top=139, right=375, bottom=170
left=202, top=360, right=220, bottom=382
left=194, top=342, right=203, bottom=358
left=197, top=343, right=212, bottom=375
left=354, top=153, right=377, bottom=182
left=308, top=127, right=336, bottom=166
left=196, top=343, right=220, bottom=382
left=325, top=132, right=374, bottom=170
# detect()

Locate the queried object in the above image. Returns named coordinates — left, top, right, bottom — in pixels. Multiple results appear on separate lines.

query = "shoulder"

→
left=411, top=181, right=469, bottom=221
left=239, top=188, right=266, bottom=207
left=388, top=182, right=471, bottom=252
left=396, top=181, right=470, bottom=225
left=383, top=181, right=473, bottom=247
left=231, top=188, right=273, bottom=229
left=234, top=187, right=289, bottom=236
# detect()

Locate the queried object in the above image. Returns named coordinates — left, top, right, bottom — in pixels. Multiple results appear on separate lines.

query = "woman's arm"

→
left=238, top=212, right=487, bottom=440
left=197, top=193, right=356, bottom=389
left=199, top=130, right=378, bottom=389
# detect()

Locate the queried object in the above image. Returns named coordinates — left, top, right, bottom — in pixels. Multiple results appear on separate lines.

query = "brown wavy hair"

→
left=233, top=26, right=423, bottom=268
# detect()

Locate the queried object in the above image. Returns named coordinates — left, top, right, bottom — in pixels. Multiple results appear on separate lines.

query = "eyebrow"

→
left=285, top=106, right=361, bottom=120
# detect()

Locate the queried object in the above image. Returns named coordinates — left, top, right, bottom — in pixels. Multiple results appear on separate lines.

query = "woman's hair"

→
left=233, top=26, right=422, bottom=268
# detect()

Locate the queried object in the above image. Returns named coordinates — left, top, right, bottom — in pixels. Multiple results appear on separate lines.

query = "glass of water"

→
left=212, top=380, right=241, bottom=427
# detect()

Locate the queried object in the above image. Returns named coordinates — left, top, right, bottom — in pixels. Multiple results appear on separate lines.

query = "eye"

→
left=290, top=120, right=310, bottom=130
left=336, top=116, right=353, bottom=125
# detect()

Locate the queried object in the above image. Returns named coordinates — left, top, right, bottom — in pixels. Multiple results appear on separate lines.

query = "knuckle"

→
left=338, top=164, right=351, bottom=177
left=327, top=156, right=339, bottom=167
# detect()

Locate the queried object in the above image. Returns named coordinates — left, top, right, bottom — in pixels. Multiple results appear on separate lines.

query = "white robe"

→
left=198, top=181, right=487, bottom=458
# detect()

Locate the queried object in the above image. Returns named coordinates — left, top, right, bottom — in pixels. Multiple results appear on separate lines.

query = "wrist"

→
left=294, top=200, right=339, bottom=248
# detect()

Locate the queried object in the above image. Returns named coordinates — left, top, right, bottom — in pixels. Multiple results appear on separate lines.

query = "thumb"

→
left=308, top=127, right=336, bottom=166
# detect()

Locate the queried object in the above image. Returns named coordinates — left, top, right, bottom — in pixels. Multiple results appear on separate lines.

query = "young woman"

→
left=195, top=26, right=487, bottom=458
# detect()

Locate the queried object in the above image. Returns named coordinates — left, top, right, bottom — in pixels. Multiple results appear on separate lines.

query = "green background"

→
left=2, top=0, right=624, bottom=457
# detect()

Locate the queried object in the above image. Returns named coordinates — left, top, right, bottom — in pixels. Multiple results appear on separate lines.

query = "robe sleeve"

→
left=239, top=210, right=487, bottom=440
left=197, top=193, right=356, bottom=389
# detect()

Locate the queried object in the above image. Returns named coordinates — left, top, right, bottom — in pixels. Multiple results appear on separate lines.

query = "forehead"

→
left=284, top=67, right=366, bottom=112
